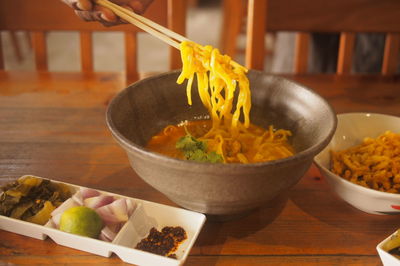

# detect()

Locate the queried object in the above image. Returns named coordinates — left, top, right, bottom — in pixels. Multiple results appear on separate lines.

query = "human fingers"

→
left=62, top=0, right=93, bottom=11
left=74, top=7, right=120, bottom=26
left=127, top=0, right=154, bottom=14
left=108, top=0, right=153, bottom=14
left=76, top=0, right=93, bottom=10
left=75, top=10, right=121, bottom=26
left=64, top=0, right=147, bottom=26
left=94, top=5, right=118, bottom=23
left=94, top=4, right=137, bottom=25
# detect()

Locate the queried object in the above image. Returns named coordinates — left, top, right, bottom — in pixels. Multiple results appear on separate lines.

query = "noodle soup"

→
left=146, top=120, right=294, bottom=164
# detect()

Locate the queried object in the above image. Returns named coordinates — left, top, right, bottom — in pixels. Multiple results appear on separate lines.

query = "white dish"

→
left=377, top=229, right=400, bottom=266
left=0, top=175, right=206, bottom=266
left=314, top=113, right=400, bottom=215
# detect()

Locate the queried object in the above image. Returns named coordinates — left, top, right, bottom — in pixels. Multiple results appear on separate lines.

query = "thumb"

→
left=76, top=0, right=93, bottom=11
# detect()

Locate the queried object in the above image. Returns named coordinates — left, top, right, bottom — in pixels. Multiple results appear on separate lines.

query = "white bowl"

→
left=314, top=113, right=400, bottom=215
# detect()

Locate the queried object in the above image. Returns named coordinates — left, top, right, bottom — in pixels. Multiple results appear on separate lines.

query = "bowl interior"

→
left=107, top=70, right=336, bottom=161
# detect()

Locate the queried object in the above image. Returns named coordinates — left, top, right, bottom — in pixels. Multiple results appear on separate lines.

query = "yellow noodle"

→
left=163, top=125, right=178, bottom=136
left=177, top=41, right=250, bottom=135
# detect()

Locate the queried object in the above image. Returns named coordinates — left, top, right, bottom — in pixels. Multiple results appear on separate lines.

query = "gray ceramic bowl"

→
left=106, top=70, right=337, bottom=216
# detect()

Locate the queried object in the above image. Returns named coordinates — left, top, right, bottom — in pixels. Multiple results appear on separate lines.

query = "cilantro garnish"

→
left=176, top=135, right=223, bottom=163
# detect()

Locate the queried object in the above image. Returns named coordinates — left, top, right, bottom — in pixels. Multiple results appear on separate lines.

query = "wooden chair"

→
left=0, top=0, right=187, bottom=84
left=245, top=0, right=400, bottom=75
left=219, top=0, right=246, bottom=58
left=220, top=0, right=277, bottom=63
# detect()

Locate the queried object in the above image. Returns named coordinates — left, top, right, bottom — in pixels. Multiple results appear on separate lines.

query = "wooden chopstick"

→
left=95, top=0, right=189, bottom=49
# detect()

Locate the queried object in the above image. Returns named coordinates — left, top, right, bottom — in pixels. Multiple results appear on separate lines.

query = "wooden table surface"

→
left=1, top=70, right=400, bottom=265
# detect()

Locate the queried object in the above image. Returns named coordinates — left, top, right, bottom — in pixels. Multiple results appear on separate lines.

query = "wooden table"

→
left=1, top=70, right=400, bottom=265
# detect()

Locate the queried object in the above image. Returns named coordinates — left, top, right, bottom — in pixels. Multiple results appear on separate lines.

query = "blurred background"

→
left=1, top=0, right=274, bottom=74
left=0, top=0, right=397, bottom=77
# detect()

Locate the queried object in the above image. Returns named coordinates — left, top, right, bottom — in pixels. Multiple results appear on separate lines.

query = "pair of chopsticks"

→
left=95, top=0, right=189, bottom=49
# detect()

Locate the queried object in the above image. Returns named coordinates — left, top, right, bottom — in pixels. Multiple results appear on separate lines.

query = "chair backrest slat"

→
left=31, top=31, right=48, bottom=71
left=220, top=0, right=246, bottom=60
left=124, top=32, right=139, bottom=84
left=337, top=32, right=355, bottom=75
left=294, top=33, right=310, bottom=74
left=245, top=0, right=266, bottom=70
left=0, top=35, right=4, bottom=70
left=382, top=33, right=400, bottom=75
left=80, top=31, right=93, bottom=73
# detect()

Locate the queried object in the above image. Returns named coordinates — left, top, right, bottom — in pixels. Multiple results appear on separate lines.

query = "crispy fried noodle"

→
left=331, top=131, right=400, bottom=193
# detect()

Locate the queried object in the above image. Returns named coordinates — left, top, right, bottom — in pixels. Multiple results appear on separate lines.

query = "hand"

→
left=62, top=0, right=154, bottom=26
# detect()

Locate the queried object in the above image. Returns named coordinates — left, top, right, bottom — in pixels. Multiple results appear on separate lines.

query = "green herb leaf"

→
left=176, top=135, right=223, bottom=163
left=207, top=151, right=223, bottom=163
left=176, top=135, right=205, bottom=151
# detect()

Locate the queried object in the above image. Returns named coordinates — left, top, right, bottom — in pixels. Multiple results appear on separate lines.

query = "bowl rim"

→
left=336, top=112, right=400, bottom=121
left=314, top=112, right=400, bottom=199
left=106, top=70, right=337, bottom=169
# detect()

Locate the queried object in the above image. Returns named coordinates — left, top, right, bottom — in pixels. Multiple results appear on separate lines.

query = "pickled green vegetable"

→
left=0, top=176, right=71, bottom=225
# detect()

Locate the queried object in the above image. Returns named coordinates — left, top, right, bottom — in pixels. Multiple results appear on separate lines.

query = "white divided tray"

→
left=377, top=230, right=400, bottom=266
left=0, top=175, right=206, bottom=266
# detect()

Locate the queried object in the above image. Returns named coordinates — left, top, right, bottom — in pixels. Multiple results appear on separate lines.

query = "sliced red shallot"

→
left=109, top=198, right=129, bottom=222
left=84, top=195, right=114, bottom=209
left=96, top=205, right=121, bottom=225
left=80, top=187, right=101, bottom=199
left=126, top=199, right=136, bottom=217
